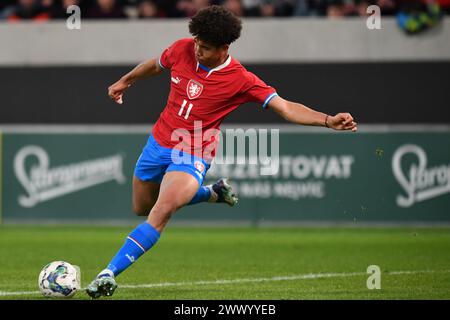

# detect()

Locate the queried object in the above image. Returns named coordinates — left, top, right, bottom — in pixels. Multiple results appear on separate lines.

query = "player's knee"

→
left=159, top=201, right=179, bottom=215
left=150, top=201, right=177, bottom=220
left=132, top=206, right=148, bottom=217
left=146, top=202, right=177, bottom=232
left=132, top=202, right=151, bottom=217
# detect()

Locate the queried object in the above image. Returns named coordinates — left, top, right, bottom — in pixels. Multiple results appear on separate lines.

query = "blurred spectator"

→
left=232, top=0, right=294, bottom=17
left=436, top=0, right=450, bottom=13
left=326, top=0, right=344, bottom=17
left=293, top=0, right=329, bottom=16
left=259, top=0, right=276, bottom=16
left=376, top=0, right=397, bottom=15
left=397, top=0, right=443, bottom=34
left=48, top=0, right=81, bottom=18
left=0, top=1, right=17, bottom=19
left=0, top=1, right=16, bottom=19
left=137, top=0, right=162, bottom=18
left=0, top=1, right=17, bottom=12
left=153, top=0, right=183, bottom=17
left=355, top=0, right=370, bottom=16
left=41, top=0, right=55, bottom=8
left=258, top=1, right=294, bottom=17
left=86, top=0, right=126, bottom=18
left=223, top=0, right=245, bottom=16
left=3, top=0, right=51, bottom=21
left=175, top=0, right=210, bottom=17
left=318, top=0, right=398, bottom=17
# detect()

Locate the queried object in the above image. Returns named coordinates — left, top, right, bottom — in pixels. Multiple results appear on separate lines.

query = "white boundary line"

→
left=0, top=124, right=450, bottom=134
left=5, top=218, right=450, bottom=227
left=1, top=269, right=449, bottom=297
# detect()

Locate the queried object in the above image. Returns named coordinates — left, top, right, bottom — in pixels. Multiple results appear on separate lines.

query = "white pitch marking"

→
left=1, top=269, right=449, bottom=297
left=0, top=290, right=41, bottom=296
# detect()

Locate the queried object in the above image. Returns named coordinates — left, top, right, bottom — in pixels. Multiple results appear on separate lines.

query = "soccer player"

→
left=86, top=5, right=357, bottom=298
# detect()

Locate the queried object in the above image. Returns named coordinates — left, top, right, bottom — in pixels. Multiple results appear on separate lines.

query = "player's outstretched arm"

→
left=267, top=96, right=357, bottom=132
left=108, top=58, right=164, bottom=104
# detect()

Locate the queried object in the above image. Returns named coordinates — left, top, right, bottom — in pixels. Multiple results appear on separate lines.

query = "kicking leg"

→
left=147, top=171, right=199, bottom=232
left=187, top=178, right=239, bottom=207
left=86, top=171, right=199, bottom=298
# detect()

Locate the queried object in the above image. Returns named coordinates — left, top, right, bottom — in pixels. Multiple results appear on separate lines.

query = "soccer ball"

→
left=38, top=261, right=81, bottom=298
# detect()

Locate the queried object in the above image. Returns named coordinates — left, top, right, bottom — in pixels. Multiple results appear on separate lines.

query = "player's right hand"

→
left=108, top=80, right=131, bottom=105
left=328, top=113, right=357, bottom=132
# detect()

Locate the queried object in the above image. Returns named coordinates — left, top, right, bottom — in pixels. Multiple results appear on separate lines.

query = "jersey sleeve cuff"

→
left=158, top=57, right=168, bottom=70
left=262, top=92, right=278, bottom=109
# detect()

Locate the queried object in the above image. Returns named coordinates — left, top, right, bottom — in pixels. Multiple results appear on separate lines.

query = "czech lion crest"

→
left=187, top=79, right=203, bottom=100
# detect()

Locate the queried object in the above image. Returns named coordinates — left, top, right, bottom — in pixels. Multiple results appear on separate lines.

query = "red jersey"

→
left=152, top=38, right=277, bottom=161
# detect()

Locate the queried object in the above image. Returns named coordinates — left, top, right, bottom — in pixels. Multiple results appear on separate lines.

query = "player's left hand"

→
left=108, top=80, right=131, bottom=105
left=327, top=113, right=357, bottom=132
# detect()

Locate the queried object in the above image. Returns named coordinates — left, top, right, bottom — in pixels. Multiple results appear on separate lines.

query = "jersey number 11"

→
left=178, top=99, right=194, bottom=120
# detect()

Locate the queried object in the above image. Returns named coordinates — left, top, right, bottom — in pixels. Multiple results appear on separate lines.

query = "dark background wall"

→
left=1, top=62, right=449, bottom=124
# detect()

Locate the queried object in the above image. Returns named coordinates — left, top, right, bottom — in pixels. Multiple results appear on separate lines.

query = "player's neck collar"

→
left=198, top=63, right=211, bottom=72
left=196, top=55, right=232, bottom=78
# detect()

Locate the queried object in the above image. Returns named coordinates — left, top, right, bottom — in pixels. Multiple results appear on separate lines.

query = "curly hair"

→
left=189, top=5, right=242, bottom=47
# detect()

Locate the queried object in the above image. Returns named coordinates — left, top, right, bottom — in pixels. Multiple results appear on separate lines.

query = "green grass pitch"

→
left=0, top=225, right=449, bottom=300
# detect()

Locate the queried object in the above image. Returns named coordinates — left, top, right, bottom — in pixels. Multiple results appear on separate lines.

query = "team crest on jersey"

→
left=194, top=160, right=205, bottom=174
left=187, top=80, right=203, bottom=100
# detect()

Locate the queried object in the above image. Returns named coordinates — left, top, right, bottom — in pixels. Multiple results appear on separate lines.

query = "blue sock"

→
left=106, top=222, right=160, bottom=277
left=187, top=186, right=211, bottom=205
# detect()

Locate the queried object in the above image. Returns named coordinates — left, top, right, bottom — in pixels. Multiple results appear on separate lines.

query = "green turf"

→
left=0, top=225, right=449, bottom=299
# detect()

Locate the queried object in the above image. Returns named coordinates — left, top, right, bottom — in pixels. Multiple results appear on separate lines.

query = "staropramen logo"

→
left=14, top=145, right=126, bottom=208
left=392, top=144, right=450, bottom=207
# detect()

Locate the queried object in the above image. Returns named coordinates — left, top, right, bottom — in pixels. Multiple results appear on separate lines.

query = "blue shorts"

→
left=134, top=135, right=210, bottom=186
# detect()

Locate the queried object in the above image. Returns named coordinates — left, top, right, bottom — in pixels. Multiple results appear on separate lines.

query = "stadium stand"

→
left=1, top=0, right=449, bottom=21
